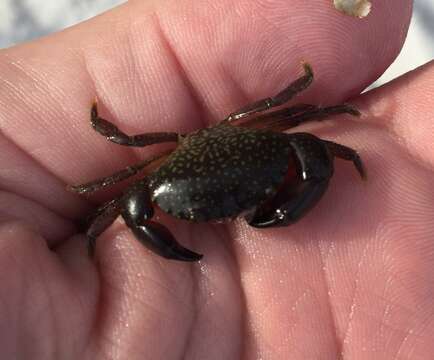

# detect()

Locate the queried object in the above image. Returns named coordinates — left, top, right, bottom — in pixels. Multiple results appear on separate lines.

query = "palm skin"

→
left=0, top=0, right=433, bottom=359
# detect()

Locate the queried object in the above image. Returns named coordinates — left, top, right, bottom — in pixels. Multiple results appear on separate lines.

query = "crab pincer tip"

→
left=344, top=103, right=361, bottom=117
left=91, top=99, right=99, bottom=119
left=301, top=62, right=313, bottom=78
left=170, top=247, right=203, bottom=262
left=356, top=160, right=367, bottom=181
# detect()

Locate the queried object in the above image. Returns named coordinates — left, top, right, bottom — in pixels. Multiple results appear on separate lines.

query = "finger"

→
left=150, top=0, right=413, bottom=112
left=0, top=221, right=98, bottom=358
left=355, top=60, right=434, bottom=168
left=0, top=0, right=412, bottom=189
left=0, top=135, right=88, bottom=220
left=78, top=220, right=243, bottom=359
left=232, top=61, right=434, bottom=358
left=0, top=191, right=75, bottom=244
left=315, top=62, right=434, bottom=358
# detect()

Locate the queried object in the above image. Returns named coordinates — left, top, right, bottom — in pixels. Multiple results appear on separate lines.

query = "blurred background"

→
left=0, top=0, right=433, bottom=88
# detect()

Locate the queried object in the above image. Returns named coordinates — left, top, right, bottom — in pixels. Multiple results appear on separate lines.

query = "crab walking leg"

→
left=226, top=63, right=313, bottom=122
left=67, top=150, right=172, bottom=194
left=85, top=197, right=120, bottom=224
left=120, top=182, right=203, bottom=261
left=323, top=140, right=367, bottom=179
left=235, top=104, right=316, bottom=126
left=91, top=101, right=179, bottom=146
left=86, top=199, right=121, bottom=256
left=243, top=104, right=360, bottom=130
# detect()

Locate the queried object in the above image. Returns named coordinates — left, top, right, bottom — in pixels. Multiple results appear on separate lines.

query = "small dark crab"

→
left=69, top=64, right=366, bottom=261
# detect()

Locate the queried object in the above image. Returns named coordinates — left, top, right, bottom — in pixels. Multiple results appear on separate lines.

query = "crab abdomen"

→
left=149, top=124, right=293, bottom=222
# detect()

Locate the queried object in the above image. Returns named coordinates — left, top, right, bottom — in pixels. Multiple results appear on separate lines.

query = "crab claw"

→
left=127, top=219, right=203, bottom=262
left=120, top=186, right=203, bottom=261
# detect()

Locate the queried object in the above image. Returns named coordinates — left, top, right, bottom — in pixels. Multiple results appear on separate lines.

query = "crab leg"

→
left=86, top=198, right=121, bottom=256
left=226, top=63, right=313, bottom=122
left=67, top=149, right=172, bottom=194
left=248, top=103, right=360, bottom=131
left=91, top=101, right=179, bottom=147
left=323, top=140, right=366, bottom=179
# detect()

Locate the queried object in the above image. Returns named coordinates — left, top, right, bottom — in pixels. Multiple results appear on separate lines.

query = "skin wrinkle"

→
left=0, top=227, right=27, bottom=358
left=79, top=293, right=99, bottom=358
left=358, top=112, right=434, bottom=177
left=228, top=228, right=261, bottom=359
left=318, top=243, right=342, bottom=357
left=220, top=66, right=250, bottom=117
left=338, top=210, right=433, bottom=357
left=15, top=234, right=54, bottom=358
left=0, top=73, right=28, bottom=104
left=151, top=11, right=209, bottom=130
left=0, top=191, right=76, bottom=243
left=16, top=269, right=25, bottom=358
left=140, top=270, right=193, bottom=308
left=257, top=291, right=296, bottom=357
left=247, top=2, right=371, bottom=102
left=141, top=230, right=197, bottom=359
left=0, top=65, right=88, bottom=220
left=164, top=271, right=197, bottom=359
left=2, top=52, right=89, bottom=153
left=92, top=229, right=198, bottom=358
left=393, top=330, right=414, bottom=360
left=87, top=257, right=113, bottom=359
left=377, top=257, right=397, bottom=343
left=94, top=269, right=137, bottom=358
left=223, top=1, right=306, bottom=96
left=69, top=283, right=97, bottom=359
left=413, top=315, right=434, bottom=354
left=249, top=1, right=299, bottom=49
left=214, top=223, right=248, bottom=360
left=357, top=62, right=434, bottom=172
left=394, top=123, right=434, bottom=176
left=395, top=321, right=427, bottom=360
left=340, top=235, right=371, bottom=357
left=373, top=264, right=434, bottom=349
left=180, top=263, right=198, bottom=360
left=182, top=223, right=243, bottom=359
left=38, top=256, right=61, bottom=359
left=123, top=22, right=149, bottom=110
left=289, top=290, right=316, bottom=357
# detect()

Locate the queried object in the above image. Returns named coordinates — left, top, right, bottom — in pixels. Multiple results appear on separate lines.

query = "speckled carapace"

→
left=68, top=63, right=366, bottom=262
left=149, top=123, right=292, bottom=222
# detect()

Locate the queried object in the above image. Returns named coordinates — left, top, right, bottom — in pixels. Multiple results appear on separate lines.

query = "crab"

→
left=68, top=63, right=366, bottom=262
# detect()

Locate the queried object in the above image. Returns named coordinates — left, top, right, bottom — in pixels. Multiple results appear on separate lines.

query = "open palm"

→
left=0, top=0, right=433, bottom=359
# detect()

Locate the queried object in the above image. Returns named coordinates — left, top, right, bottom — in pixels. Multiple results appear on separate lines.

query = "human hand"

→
left=1, top=0, right=433, bottom=359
